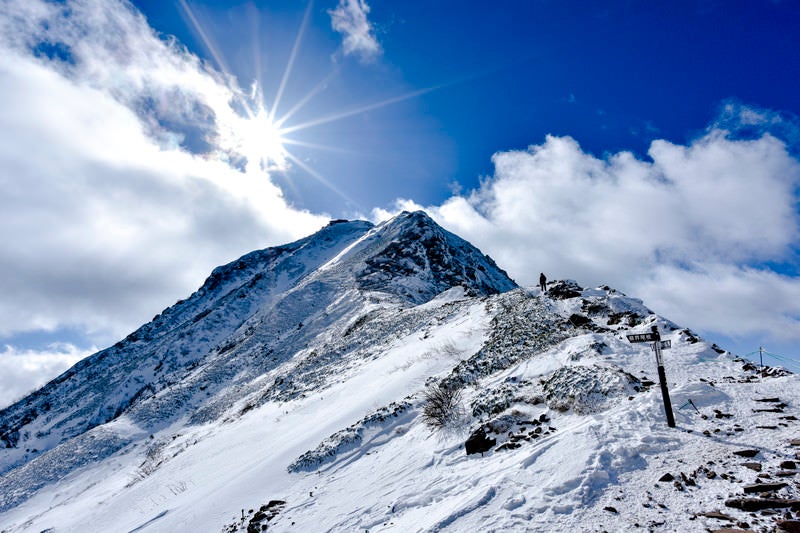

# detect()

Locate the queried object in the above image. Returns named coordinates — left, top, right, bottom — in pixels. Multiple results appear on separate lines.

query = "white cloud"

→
left=386, top=129, right=800, bottom=348
left=328, top=0, right=382, bottom=62
left=0, top=1, right=328, bottom=345
left=0, top=344, right=94, bottom=409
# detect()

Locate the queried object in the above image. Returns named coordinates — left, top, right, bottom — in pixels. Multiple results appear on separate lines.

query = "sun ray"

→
left=279, top=85, right=440, bottom=135
left=178, top=1, right=239, bottom=95
left=281, top=137, right=361, bottom=156
left=250, top=5, right=264, bottom=111
left=283, top=149, right=361, bottom=209
left=270, top=0, right=314, bottom=123
left=274, top=68, right=340, bottom=129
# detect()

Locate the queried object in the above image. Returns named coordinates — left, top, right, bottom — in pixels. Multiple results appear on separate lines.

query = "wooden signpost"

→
left=627, top=325, right=676, bottom=428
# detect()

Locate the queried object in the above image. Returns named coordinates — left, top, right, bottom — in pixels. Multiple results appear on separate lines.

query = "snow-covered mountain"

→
left=1, top=211, right=798, bottom=532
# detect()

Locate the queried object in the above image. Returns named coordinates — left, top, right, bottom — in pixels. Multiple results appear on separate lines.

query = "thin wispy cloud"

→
left=328, top=0, right=382, bottom=62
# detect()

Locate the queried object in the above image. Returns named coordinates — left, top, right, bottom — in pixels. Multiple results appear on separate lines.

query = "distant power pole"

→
left=627, top=325, right=676, bottom=428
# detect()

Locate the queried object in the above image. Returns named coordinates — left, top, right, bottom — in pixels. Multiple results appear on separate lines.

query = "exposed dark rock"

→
left=733, top=449, right=760, bottom=458
left=781, top=460, right=797, bottom=470
left=465, top=427, right=496, bottom=455
left=495, top=441, right=521, bottom=452
left=698, top=511, right=735, bottom=521
left=658, top=473, right=675, bottom=482
left=547, top=280, right=583, bottom=300
left=725, top=498, right=800, bottom=512
left=567, top=313, right=593, bottom=328
left=742, top=462, right=762, bottom=472
left=777, top=519, right=800, bottom=532
left=742, top=482, right=788, bottom=494
left=603, top=506, right=618, bottom=513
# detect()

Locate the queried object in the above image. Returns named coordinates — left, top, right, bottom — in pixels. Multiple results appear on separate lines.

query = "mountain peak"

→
left=356, top=210, right=517, bottom=303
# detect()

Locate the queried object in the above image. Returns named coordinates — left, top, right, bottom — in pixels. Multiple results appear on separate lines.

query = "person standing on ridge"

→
left=539, top=272, right=547, bottom=293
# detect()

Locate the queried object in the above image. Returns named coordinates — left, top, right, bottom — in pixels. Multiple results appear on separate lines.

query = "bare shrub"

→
left=420, top=383, right=463, bottom=430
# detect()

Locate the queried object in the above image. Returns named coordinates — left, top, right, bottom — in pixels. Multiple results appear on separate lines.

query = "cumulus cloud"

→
left=0, top=344, right=94, bottom=409
left=379, top=125, right=800, bottom=349
left=328, top=0, right=382, bottom=62
left=0, top=0, right=328, bottom=345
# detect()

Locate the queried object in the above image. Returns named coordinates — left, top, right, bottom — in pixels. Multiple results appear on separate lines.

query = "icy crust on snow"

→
left=287, top=401, right=414, bottom=473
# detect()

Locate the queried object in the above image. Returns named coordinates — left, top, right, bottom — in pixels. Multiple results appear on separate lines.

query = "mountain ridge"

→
left=1, top=211, right=798, bottom=533
left=0, top=211, right=515, bottom=478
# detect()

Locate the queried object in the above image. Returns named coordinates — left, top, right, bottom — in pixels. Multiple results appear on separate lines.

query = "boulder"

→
left=465, top=427, right=496, bottom=455
left=742, top=482, right=788, bottom=494
left=733, top=449, right=760, bottom=458
left=725, top=498, right=800, bottom=511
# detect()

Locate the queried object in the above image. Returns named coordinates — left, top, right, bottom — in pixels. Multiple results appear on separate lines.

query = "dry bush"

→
left=420, top=383, right=463, bottom=430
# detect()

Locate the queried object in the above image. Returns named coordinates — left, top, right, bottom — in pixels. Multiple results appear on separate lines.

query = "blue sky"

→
left=131, top=0, right=800, bottom=213
left=1, top=0, right=799, bottom=406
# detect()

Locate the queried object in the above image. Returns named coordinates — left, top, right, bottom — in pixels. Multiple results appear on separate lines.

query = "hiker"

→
left=539, top=272, right=547, bottom=293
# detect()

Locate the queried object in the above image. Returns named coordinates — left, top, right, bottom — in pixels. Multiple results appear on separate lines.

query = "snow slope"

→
left=1, top=213, right=798, bottom=533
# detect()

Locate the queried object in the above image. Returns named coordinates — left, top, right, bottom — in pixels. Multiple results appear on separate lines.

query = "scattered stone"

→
left=754, top=408, right=785, bottom=413
left=709, top=528, right=755, bottom=533
left=755, top=398, right=782, bottom=403
left=777, top=520, right=800, bottom=532
left=725, top=498, right=800, bottom=512
left=698, top=511, right=735, bottom=521
left=742, top=482, right=788, bottom=494
left=782, top=416, right=799, bottom=421
left=658, top=473, right=675, bottom=482
left=495, top=441, right=521, bottom=452
left=781, top=460, right=797, bottom=470
left=733, top=449, right=760, bottom=458
left=742, top=462, right=762, bottom=472
left=756, top=425, right=778, bottom=430
left=715, top=410, right=734, bottom=419
left=603, top=506, right=618, bottom=514
left=775, top=471, right=797, bottom=478
left=789, top=439, right=800, bottom=447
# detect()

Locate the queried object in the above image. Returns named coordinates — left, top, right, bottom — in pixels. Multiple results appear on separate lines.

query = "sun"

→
left=239, top=106, right=288, bottom=173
